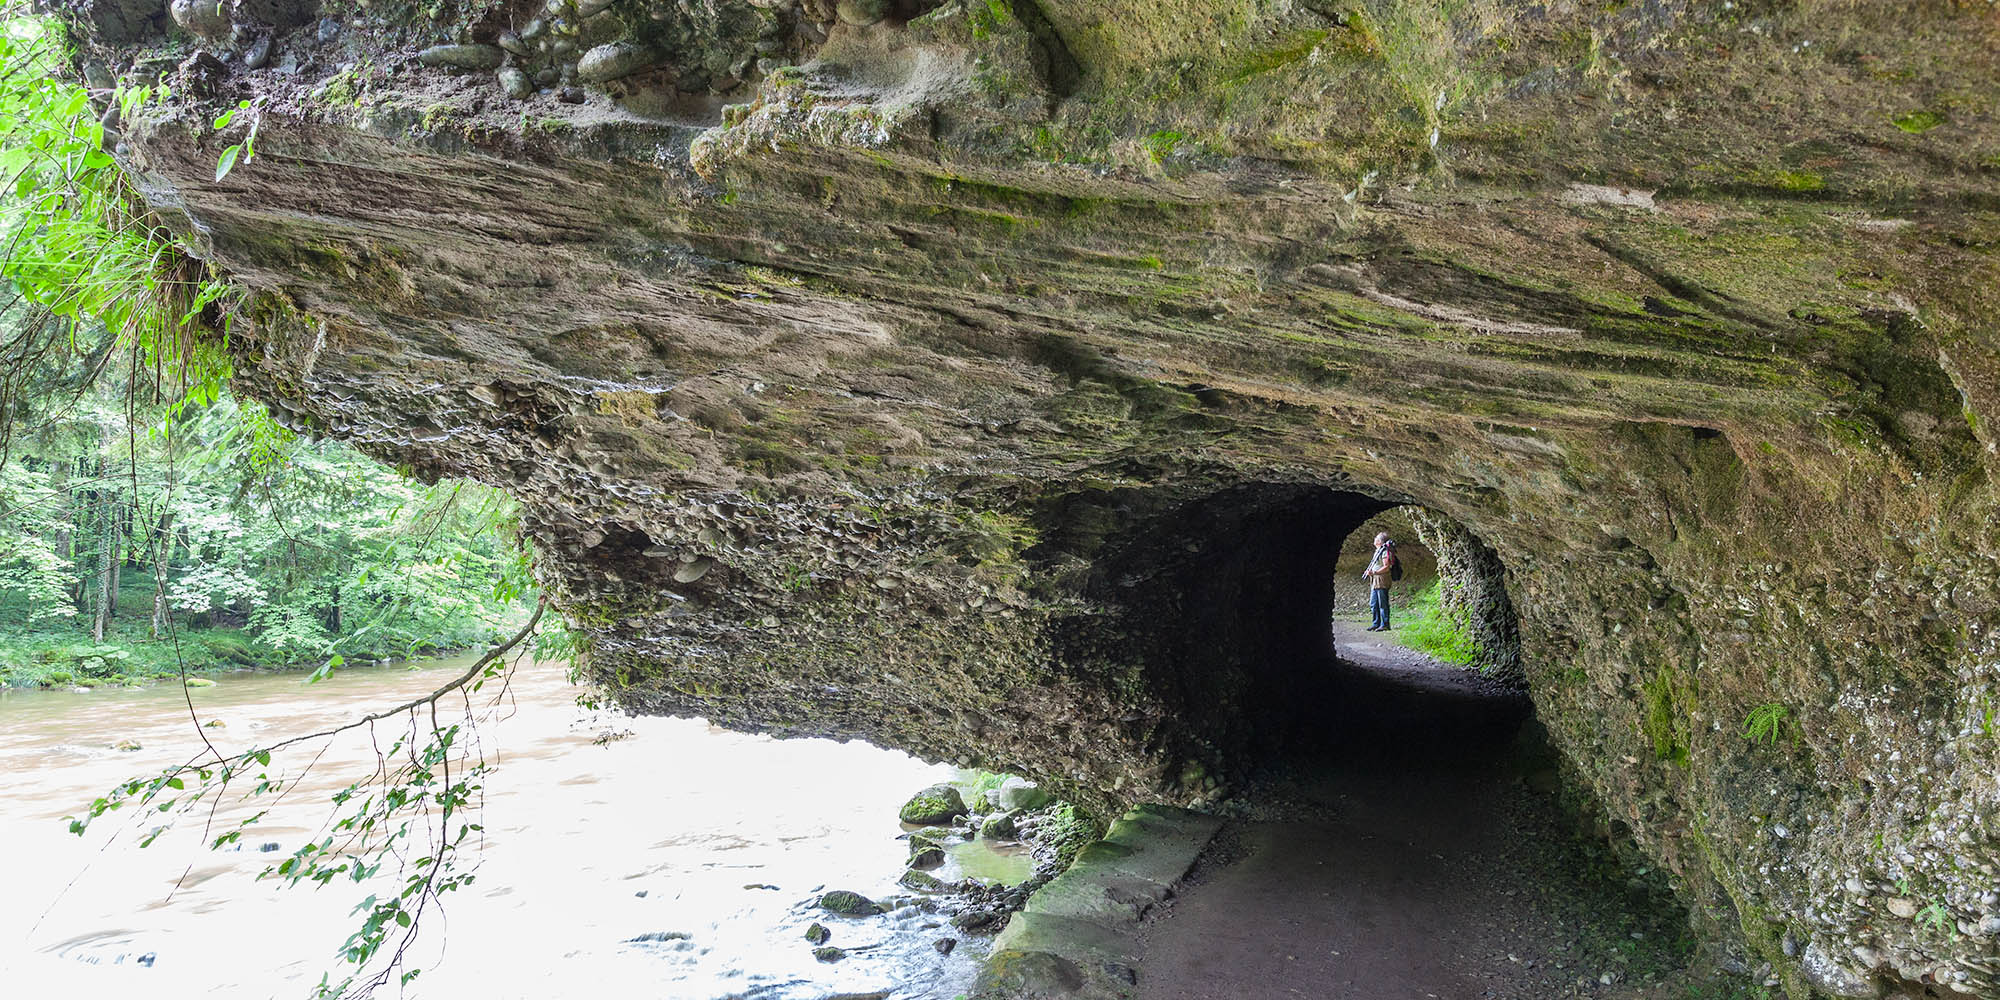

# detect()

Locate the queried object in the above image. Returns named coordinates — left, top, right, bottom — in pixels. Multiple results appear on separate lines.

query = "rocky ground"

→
left=1132, top=641, right=1759, bottom=1000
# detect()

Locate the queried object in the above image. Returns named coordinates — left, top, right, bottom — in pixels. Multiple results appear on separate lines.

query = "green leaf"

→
left=214, top=143, right=241, bottom=181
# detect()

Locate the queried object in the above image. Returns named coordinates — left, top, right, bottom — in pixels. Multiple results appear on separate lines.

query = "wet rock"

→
left=834, top=0, right=888, bottom=26
left=812, top=945, right=844, bottom=962
left=624, top=930, right=690, bottom=943
left=899, top=784, right=967, bottom=825
left=169, top=0, right=233, bottom=40
left=498, top=67, right=532, bottom=100
left=804, top=922, right=829, bottom=944
left=817, top=889, right=876, bottom=914
left=113, top=739, right=142, bottom=751
left=576, top=42, right=654, bottom=83
left=934, top=937, right=956, bottom=955
left=979, top=811, right=1019, bottom=840
left=900, top=868, right=948, bottom=892
left=184, top=677, right=216, bottom=687
left=417, top=44, right=504, bottom=71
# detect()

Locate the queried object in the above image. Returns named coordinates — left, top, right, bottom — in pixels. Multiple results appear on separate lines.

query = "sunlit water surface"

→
left=0, top=652, right=1024, bottom=999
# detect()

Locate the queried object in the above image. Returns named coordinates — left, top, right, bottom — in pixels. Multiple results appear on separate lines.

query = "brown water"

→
left=0, top=652, right=1029, bottom=999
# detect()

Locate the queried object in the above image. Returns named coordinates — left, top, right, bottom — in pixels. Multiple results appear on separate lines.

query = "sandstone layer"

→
left=54, top=0, right=2000, bottom=995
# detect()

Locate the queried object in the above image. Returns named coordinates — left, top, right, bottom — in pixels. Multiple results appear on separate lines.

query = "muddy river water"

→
left=0, top=651, right=1027, bottom=999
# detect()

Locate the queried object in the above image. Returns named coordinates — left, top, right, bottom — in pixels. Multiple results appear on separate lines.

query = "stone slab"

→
left=977, top=803, right=1222, bottom=999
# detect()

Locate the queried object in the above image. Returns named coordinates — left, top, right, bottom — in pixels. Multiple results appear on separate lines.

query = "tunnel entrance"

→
left=1040, top=482, right=1529, bottom=784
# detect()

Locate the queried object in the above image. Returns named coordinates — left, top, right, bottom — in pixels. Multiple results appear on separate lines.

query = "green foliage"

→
left=1742, top=703, right=1791, bottom=747
left=1392, top=580, right=1478, bottom=666
left=1643, top=668, right=1696, bottom=767
left=0, top=380, right=527, bottom=687
left=1891, top=110, right=1945, bottom=134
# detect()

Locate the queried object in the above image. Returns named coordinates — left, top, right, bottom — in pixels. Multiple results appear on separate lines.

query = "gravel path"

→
left=1132, top=630, right=1708, bottom=1000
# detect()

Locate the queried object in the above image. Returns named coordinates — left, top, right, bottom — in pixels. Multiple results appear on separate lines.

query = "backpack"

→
left=1388, top=545, right=1403, bottom=581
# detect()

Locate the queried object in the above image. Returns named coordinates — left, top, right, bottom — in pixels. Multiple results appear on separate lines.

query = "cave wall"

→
left=1408, top=506, right=1522, bottom=681
left=53, top=0, right=2000, bottom=995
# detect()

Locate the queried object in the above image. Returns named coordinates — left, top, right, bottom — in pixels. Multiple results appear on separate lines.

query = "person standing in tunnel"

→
left=1364, top=533, right=1398, bottom=631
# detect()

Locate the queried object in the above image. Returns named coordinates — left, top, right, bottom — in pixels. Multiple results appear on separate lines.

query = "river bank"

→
left=0, top=652, right=1029, bottom=998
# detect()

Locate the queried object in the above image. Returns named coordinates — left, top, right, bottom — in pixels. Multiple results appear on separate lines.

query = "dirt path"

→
left=1133, top=625, right=1702, bottom=1000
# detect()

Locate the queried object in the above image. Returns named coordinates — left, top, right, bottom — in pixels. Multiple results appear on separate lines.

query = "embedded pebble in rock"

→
left=672, top=557, right=714, bottom=583
left=575, top=0, right=617, bottom=17
left=169, top=0, right=233, bottom=39
left=576, top=41, right=654, bottom=82
left=497, top=31, right=530, bottom=57
left=242, top=36, right=271, bottom=70
left=498, top=66, right=531, bottom=100
left=417, top=44, right=505, bottom=70
left=834, top=0, right=888, bottom=26
left=1887, top=897, right=1920, bottom=918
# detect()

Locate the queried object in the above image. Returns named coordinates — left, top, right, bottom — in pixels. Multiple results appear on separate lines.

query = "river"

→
left=0, top=650, right=1028, bottom=999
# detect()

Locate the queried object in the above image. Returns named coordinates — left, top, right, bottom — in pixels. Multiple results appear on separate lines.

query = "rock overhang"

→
left=51, top=0, right=2000, bottom=995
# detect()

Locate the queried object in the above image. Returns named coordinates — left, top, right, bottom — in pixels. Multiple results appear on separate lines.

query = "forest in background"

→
left=0, top=311, right=527, bottom=688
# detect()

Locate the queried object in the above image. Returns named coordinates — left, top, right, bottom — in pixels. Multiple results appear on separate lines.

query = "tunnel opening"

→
left=1042, top=481, right=1698, bottom=998
left=1039, top=482, right=1532, bottom=785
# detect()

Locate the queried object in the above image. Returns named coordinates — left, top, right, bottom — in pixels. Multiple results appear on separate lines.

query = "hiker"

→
left=1364, top=533, right=1397, bottom=631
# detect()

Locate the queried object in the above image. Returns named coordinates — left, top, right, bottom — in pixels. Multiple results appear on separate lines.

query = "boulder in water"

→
left=817, top=889, right=876, bottom=914
left=898, top=784, right=967, bottom=825
left=995, top=776, right=1049, bottom=812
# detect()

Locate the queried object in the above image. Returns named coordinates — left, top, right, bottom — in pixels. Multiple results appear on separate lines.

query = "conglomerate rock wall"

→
left=54, top=0, right=2000, bottom=995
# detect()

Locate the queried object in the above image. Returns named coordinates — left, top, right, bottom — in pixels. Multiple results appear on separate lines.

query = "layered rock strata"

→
left=54, top=0, right=2000, bottom=995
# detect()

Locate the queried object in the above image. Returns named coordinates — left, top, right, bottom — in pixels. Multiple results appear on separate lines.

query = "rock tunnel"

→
left=54, top=0, right=2000, bottom=994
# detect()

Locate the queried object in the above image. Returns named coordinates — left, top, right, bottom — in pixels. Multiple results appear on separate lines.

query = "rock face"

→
left=58, top=0, right=2000, bottom=995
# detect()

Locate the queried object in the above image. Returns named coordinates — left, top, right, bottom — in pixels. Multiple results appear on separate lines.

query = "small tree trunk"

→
left=151, top=508, right=176, bottom=639
left=92, top=490, right=115, bottom=643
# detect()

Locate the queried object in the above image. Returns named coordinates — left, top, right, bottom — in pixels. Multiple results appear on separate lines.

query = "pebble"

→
left=834, top=0, right=889, bottom=26
left=577, top=41, right=654, bottom=82
left=418, top=44, right=505, bottom=70
left=497, top=31, right=530, bottom=57
left=498, top=66, right=531, bottom=99
left=169, top=0, right=233, bottom=39
left=316, top=17, right=340, bottom=43
left=575, top=0, right=616, bottom=16
left=243, top=36, right=272, bottom=70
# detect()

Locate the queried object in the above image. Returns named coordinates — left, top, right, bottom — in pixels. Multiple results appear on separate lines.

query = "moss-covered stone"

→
left=899, top=784, right=969, bottom=826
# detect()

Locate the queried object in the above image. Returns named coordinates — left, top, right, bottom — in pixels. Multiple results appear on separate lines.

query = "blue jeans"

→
left=1370, top=588, right=1390, bottom=630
